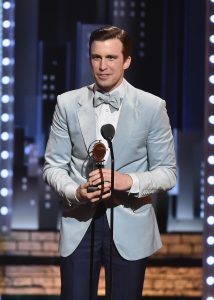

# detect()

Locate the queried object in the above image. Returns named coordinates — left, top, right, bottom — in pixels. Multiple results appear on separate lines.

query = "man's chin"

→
left=96, top=80, right=117, bottom=92
left=96, top=83, right=112, bottom=92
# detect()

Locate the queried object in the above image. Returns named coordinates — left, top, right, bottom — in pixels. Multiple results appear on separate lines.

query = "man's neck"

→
left=94, top=79, right=125, bottom=94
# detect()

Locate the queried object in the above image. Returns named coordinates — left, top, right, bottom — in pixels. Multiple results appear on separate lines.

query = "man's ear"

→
left=123, top=56, right=131, bottom=70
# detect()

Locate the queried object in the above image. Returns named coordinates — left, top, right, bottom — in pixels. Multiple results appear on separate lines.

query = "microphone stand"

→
left=106, top=138, right=114, bottom=300
left=100, top=123, right=115, bottom=300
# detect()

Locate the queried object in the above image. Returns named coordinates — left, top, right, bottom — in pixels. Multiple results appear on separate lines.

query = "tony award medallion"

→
left=91, top=141, right=106, bottom=167
left=87, top=141, right=106, bottom=192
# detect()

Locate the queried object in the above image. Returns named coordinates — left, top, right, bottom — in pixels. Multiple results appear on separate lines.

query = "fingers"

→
left=87, top=181, right=111, bottom=203
left=76, top=181, right=111, bottom=203
left=88, top=168, right=111, bottom=187
left=75, top=169, right=132, bottom=205
left=89, top=169, right=133, bottom=191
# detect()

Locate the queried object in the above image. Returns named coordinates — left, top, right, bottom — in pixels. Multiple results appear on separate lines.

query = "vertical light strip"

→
left=0, top=1, right=2, bottom=123
left=203, top=1, right=214, bottom=299
left=0, top=0, right=15, bottom=233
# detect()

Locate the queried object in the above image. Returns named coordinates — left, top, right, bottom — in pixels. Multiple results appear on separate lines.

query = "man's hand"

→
left=75, top=180, right=111, bottom=203
left=75, top=168, right=133, bottom=203
left=89, top=168, right=133, bottom=192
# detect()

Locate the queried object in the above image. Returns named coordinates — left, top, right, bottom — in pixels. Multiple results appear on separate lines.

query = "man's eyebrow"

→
left=91, top=53, right=101, bottom=56
left=90, top=54, right=118, bottom=58
left=106, top=54, right=118, bottom=58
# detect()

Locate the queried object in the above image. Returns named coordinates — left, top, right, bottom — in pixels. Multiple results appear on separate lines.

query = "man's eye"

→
left=108, top=56, right=115, bottom=60
left=92, top=57, right=101, bottom=61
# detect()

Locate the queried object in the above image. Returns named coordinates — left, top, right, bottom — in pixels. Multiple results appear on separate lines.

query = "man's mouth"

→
left=97, top=74, right=110, bottom=79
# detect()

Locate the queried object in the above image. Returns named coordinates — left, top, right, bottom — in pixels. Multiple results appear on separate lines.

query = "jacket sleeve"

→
left=43, top=95, right=80, bottom=206
left=136, top=100, right=176, bottom=197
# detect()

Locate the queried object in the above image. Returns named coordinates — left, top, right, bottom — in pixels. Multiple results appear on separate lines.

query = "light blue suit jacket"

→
left=43, top=80, right=176, bottom=260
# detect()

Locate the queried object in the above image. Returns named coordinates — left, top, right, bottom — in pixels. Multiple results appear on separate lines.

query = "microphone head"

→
left=101, top=124, right=115, bottom=141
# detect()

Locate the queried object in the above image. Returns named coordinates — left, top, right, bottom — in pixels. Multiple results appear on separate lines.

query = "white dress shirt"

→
left=93, top=80, right=139, bottom=194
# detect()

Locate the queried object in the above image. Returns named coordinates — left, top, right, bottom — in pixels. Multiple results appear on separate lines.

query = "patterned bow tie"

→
left=93, top=90, right=122, bottom=111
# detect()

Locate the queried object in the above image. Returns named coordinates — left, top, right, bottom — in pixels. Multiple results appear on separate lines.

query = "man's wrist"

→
left=126, top=173, right=140, bottom=195
left=124, top=174, right=133, bottom=191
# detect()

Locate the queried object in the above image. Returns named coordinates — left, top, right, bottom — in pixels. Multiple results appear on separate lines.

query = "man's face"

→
left=90, top=38, right=131, bottom=92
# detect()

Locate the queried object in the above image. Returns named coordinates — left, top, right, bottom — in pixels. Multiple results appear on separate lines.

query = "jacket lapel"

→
left=77, top=86, right=97, bottom=152
left=106, top=83, right=138, bottom=169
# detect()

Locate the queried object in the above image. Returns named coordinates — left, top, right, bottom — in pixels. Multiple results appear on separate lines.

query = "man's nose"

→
left=99, top=59, right=107, bottom=70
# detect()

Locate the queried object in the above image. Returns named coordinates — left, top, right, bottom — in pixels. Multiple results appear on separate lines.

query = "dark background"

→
left=11, top=0, right=205, bottom=232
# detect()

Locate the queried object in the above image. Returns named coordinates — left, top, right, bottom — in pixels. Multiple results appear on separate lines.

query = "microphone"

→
left=101, top=124, right=115, bottom=142
left=101, top=124, right=115, bottom=300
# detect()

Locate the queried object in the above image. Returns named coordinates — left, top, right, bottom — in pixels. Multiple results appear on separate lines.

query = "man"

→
left=43, top=25, right=176, bottom=300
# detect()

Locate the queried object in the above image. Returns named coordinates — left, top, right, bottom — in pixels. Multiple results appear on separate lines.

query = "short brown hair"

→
left=89, top=25, right=132, bottom=60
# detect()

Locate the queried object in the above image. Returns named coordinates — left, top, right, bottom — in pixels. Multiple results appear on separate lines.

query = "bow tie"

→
left=93, top=90, right=122, bottom=111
